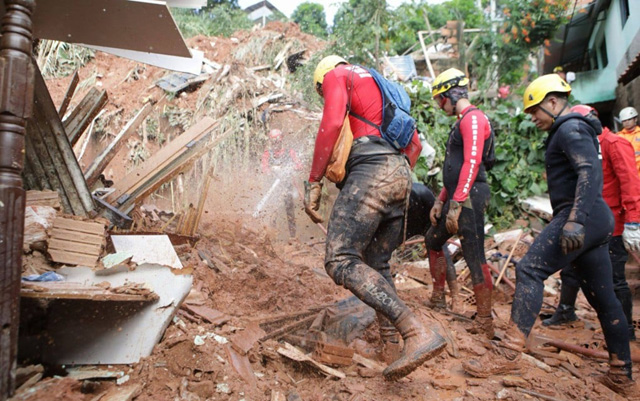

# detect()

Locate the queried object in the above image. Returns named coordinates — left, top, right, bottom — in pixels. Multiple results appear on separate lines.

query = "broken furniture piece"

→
left=19, top=264, right=192, bottom=365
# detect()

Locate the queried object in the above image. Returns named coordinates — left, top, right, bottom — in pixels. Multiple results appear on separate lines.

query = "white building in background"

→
left=238, top=0, right=282, bottom=26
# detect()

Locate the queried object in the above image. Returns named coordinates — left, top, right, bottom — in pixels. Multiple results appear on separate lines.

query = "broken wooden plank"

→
left=20, top=282, right=158, bottom=302
left=63, top=87, right=107, bottom=146
left=260, top=314, right=318, bottom=342
left=190, top=174, right=211, bottom=236
left=26, top=190, right=62, bottom=210
left=106, top=117, right=217, bottom=205
left=58, top=70, right=79, bottom=117
left=277, top=342, right=346, bottom=379
left=24, top=63, right=95, bottom=216
left=117, top=127, right=233, bottom=213
left=84, top=102, right=154, bottom=187
left=182, top=304, right=230, bottom=326
left=47, top=217, right=106, bottom=266
left=63, top=87, right=108, bottom=147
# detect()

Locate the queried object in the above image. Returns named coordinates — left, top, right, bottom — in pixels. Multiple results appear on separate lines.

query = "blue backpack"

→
left=350, top=66, right=417, bottom=150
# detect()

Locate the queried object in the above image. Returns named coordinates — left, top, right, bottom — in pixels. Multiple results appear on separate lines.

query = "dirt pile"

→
left=14, top=21, right=639, bottom=401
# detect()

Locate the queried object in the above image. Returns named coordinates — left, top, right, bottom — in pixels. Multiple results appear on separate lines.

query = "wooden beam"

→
left=117, top=128, right=233, bottom=213
left=84, top=102, right=153, bottom=187
left=63, top=87, right=108, bottom=147
left=106, top=117, right=217, bottom=204
left=57, top=70, right=79, bottom=117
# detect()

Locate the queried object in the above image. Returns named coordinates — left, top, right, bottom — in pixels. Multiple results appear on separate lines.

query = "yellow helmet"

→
left=523, top=74, right=571, bottom=112
left=431, top=68, right=469, bottom=98
left=313, top=55, right=347, bottom=88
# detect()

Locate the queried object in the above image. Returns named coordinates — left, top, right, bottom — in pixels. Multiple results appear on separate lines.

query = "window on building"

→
left=599, top=35, right=608, bottom=68
left=621, top=0, right=630, bottom=27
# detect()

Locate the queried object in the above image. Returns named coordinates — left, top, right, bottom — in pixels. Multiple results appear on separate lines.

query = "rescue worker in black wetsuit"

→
left=462, top=74, right=639, bottom=399
left=425, top=68, right=495, bottom=339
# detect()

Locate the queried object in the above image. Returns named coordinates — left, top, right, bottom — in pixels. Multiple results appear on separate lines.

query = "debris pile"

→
left=13, top=21, right=640, bottom=401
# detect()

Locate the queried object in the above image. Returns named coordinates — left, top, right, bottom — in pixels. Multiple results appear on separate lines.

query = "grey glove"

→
left=622, top=223, right=640, bottom=252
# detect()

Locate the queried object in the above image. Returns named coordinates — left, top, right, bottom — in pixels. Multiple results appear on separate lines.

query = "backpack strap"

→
left=348, top=65, right=383, bottom=133
left=350, top=111, right=381, bottom=131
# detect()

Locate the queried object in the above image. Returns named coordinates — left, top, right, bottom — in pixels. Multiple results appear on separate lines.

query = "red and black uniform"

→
left=313, top=64, right=422, bottom=328
left=309, top=65, right=421, bottom=183
left=513, top=113, right=632, bottom=374
left=425, top=106, right=493, bottom=305
left=558, top=125, right=640, bottom=339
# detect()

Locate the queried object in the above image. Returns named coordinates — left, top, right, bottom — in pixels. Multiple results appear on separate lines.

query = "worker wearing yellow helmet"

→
left=426, top=68, right=496, bottom=341
left=617, top=106, right=640, bottom=176
left=304, top=55, right=444, bottom=381
left=464, top=74, right=639, bottom=399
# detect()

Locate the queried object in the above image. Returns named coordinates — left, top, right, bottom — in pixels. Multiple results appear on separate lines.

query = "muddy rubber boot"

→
left=598, top=362, right=640, bottom=400
left=462, top=323, right=525, bottom=378
left=382, top=311, right=447, bottom=381
left=426, top=249, right=447, bottom=310
left=468, top=283, right=494, bottom=339
left=377, top=312, right=401, bottom=364
left=542, top=304, right=579, bottom=327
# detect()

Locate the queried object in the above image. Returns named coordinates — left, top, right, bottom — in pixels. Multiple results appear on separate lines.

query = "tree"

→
left=331, top=0, right=389, bottom=64
left=292, top=2, right=328, bottom=38
left=205, top=0, right=239, bottom=9
left=475, top=0, right=571, bottom=85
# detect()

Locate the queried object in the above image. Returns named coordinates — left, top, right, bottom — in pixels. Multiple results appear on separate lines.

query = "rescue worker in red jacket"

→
left=543, top=105, right=640, bottom=342
left=463, top=75, right=638, bottom=399
left=303, top=55, right=445, bottom=381
left=261, top=128, right=303, bottom=237
left=426, top=68, right=495, bottom=339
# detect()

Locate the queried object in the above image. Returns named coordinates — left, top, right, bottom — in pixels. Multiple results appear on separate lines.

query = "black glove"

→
left=561, top=221, right=585, bottom=255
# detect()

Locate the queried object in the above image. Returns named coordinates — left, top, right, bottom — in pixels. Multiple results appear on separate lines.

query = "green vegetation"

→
left=171, top=5, right=253, bottom=38
left=36, top=40, right=95, bottom=78
left=170, top=0, right=570, bottom=227
left=292, top=2, right=328, bottom=38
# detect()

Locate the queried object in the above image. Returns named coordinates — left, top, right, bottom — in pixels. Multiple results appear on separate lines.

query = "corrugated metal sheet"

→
left=23, top=64, right=95, bottom=216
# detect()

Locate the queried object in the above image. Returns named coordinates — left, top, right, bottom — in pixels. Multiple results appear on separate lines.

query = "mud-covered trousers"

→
left=559, top=235, right=635, bottom=338
left=424, top=182, right=490, bottom=287
left=512, top=202, right=631, bottom=368
left=325, top=152, right=412, bottom=322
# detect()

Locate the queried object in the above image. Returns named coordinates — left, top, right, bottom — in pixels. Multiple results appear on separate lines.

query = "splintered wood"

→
left=20, top=281, right=158, bottom=302
left=47, top=217, right=106, bottom=267
left=26, top=190, right=62, bottom=210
